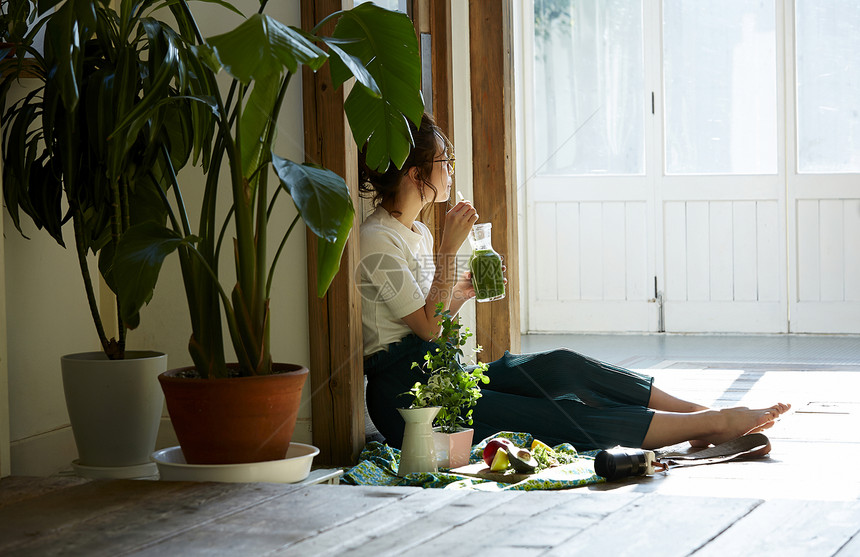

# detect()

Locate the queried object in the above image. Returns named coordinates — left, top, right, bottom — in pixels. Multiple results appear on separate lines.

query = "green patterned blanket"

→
left=341, top=432, right=605, bottom=491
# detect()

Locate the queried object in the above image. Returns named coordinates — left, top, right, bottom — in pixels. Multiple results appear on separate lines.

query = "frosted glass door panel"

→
left=795, top=0, right=860, bottom=173
left=532, top=0, right=645, bottom=175
left=663, top=1, right=777, bottom=175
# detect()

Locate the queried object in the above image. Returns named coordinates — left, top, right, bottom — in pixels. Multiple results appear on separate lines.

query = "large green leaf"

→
left=316, top=206, right=354, bottom=298
left=113, top=221, right=196, bottom=327
left=320, top=38, right=380, bottom=98
left=271, top=154, right=353, bottom=243
left=326, top=2, right=423, bottom=171
left=208, top=14, right=327, bottom=84
left=240, top=73, right=278, bottom=178
left=345, top=83, right=415, bottom=172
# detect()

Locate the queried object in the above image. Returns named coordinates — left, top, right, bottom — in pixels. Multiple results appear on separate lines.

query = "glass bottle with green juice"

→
left=468, top=223, right=505, bottom=302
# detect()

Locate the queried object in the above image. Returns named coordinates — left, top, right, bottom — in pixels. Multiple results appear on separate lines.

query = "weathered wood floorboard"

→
left=545, top=493, right=762, bottom=557
left=695, top=499, right=860, bottom=556
left=836, top=531, right=860, bottom=556
left=414, top=490, right=644, bottom=554
left=0, top=481, right=306, bottom=556
left=131, top=485, right=419, bottom=556
left=342, top=490, right=523, bottom=556
left=276, top=486, right=469, bottom=556
left=0, top=475, right=89, bottom=509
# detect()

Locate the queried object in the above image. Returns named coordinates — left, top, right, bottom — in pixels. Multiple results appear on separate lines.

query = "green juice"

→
left=469, top=249, right=505, bottom=302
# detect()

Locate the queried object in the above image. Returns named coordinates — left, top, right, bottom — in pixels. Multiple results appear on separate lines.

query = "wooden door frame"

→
left=469, top=0, right=520, bottom=360
left=302, top=0, right=519, bottom=464
left=301, top=0, right=364, bottom=466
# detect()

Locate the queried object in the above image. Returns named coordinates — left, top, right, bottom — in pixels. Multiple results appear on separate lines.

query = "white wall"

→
left=4, top=210, right=102, bottom=475
left=3, top=0, right=314, bottom=476
left=0, top=178, right=10, bottom=476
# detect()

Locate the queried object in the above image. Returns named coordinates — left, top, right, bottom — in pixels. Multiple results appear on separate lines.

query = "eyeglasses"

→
left=434, top=157, right=455, bottom=175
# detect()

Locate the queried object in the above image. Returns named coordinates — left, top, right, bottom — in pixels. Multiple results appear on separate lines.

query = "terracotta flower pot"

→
left=159, top=364, right=308, bottom=465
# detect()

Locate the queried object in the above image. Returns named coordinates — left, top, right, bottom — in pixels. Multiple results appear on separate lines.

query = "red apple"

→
left=482, top=438, right=515, bottom=467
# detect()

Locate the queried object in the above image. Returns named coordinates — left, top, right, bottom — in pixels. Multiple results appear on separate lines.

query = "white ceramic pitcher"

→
left=397, top=407, right=440, bottom=476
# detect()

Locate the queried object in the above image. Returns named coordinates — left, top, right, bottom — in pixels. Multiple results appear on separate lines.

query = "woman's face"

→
left=431, top=139, right=453, bottom=204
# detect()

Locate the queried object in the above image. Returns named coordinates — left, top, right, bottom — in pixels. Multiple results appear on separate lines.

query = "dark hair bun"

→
left=358, top=112, right=451, bottom=207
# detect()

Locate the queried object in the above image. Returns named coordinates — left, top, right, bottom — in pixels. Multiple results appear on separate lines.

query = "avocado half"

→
left=505, top=446, right=538, bottom=473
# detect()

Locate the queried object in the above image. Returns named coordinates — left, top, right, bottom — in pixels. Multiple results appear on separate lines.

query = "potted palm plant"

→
left=407, top=304, right=490, bottom=469
left=112, top=0, right=424, bottom=470
left=0, top=0, right=197, bottom=476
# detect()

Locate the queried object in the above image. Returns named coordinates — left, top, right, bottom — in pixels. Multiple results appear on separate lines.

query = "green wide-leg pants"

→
left=364, top=335, right=655, bottom=451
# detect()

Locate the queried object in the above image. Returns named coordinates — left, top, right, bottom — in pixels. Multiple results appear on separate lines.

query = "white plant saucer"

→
left=151, top=443, right=319, bottom=484
left=72, top=460, right=159, bottom=480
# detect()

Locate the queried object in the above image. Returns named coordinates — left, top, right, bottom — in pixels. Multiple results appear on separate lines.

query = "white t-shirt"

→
left=359, top=206, right=435, bottom=356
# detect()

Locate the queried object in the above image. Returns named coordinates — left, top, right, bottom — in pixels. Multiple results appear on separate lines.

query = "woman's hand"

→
left=453, top=270, right=476, bottom=303
left=439, top=201, right=478, bottom=254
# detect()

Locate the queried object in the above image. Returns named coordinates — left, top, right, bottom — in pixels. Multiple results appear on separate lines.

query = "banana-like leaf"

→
left=208, top=14, right=327, bottom=84
left=113, top=221, right=196, bottom=327
left=316, top=206, right=354, bottom=298
left=322, top=38, right=380, bottom=98
left=271, top=155, right=353, bottom=243
left=240, top=73, right=278, bottom=178
left=346, top=84, right=415, bottom=172
left=326, top=2, right=423, bottom=171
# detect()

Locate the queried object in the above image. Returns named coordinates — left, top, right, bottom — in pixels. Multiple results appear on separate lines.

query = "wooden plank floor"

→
left=2, top=360, right=859, bottom=556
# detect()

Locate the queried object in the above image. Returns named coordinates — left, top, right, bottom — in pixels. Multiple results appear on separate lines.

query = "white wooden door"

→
left=522, top=0, right=860, bottom=334
left=522, top=0, right=660, bottom=333
left=786, top=1, right=860, bottom=333
left=658, top=1, right=787, bottom=333
left=520, top=0, right=820, bottom=334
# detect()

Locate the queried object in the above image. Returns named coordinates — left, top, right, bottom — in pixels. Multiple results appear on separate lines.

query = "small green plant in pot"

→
left=408, top=304, right=490, bottom=468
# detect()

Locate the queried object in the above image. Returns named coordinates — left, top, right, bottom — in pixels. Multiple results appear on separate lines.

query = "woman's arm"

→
left=401, top=201, right=477, bottom=339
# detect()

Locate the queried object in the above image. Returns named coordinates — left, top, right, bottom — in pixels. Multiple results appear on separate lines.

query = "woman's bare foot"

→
left=690, top=403, right=790, bottom=447
left=641, top=402, right=791, bottom=450
left=706, top=404, right=789, bottom=445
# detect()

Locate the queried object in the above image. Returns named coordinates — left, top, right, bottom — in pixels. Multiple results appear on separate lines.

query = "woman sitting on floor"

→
left=358, top=112, right=790, bottom=451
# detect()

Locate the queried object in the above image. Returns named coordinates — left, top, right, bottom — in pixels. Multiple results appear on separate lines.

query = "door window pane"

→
left=355, top=0, right=407, bottom=13
left=533, top=0, right=645, bottom=176
left=796, top=0, right=860, bottom=173
left=663, top=1, right=777, bottom=175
